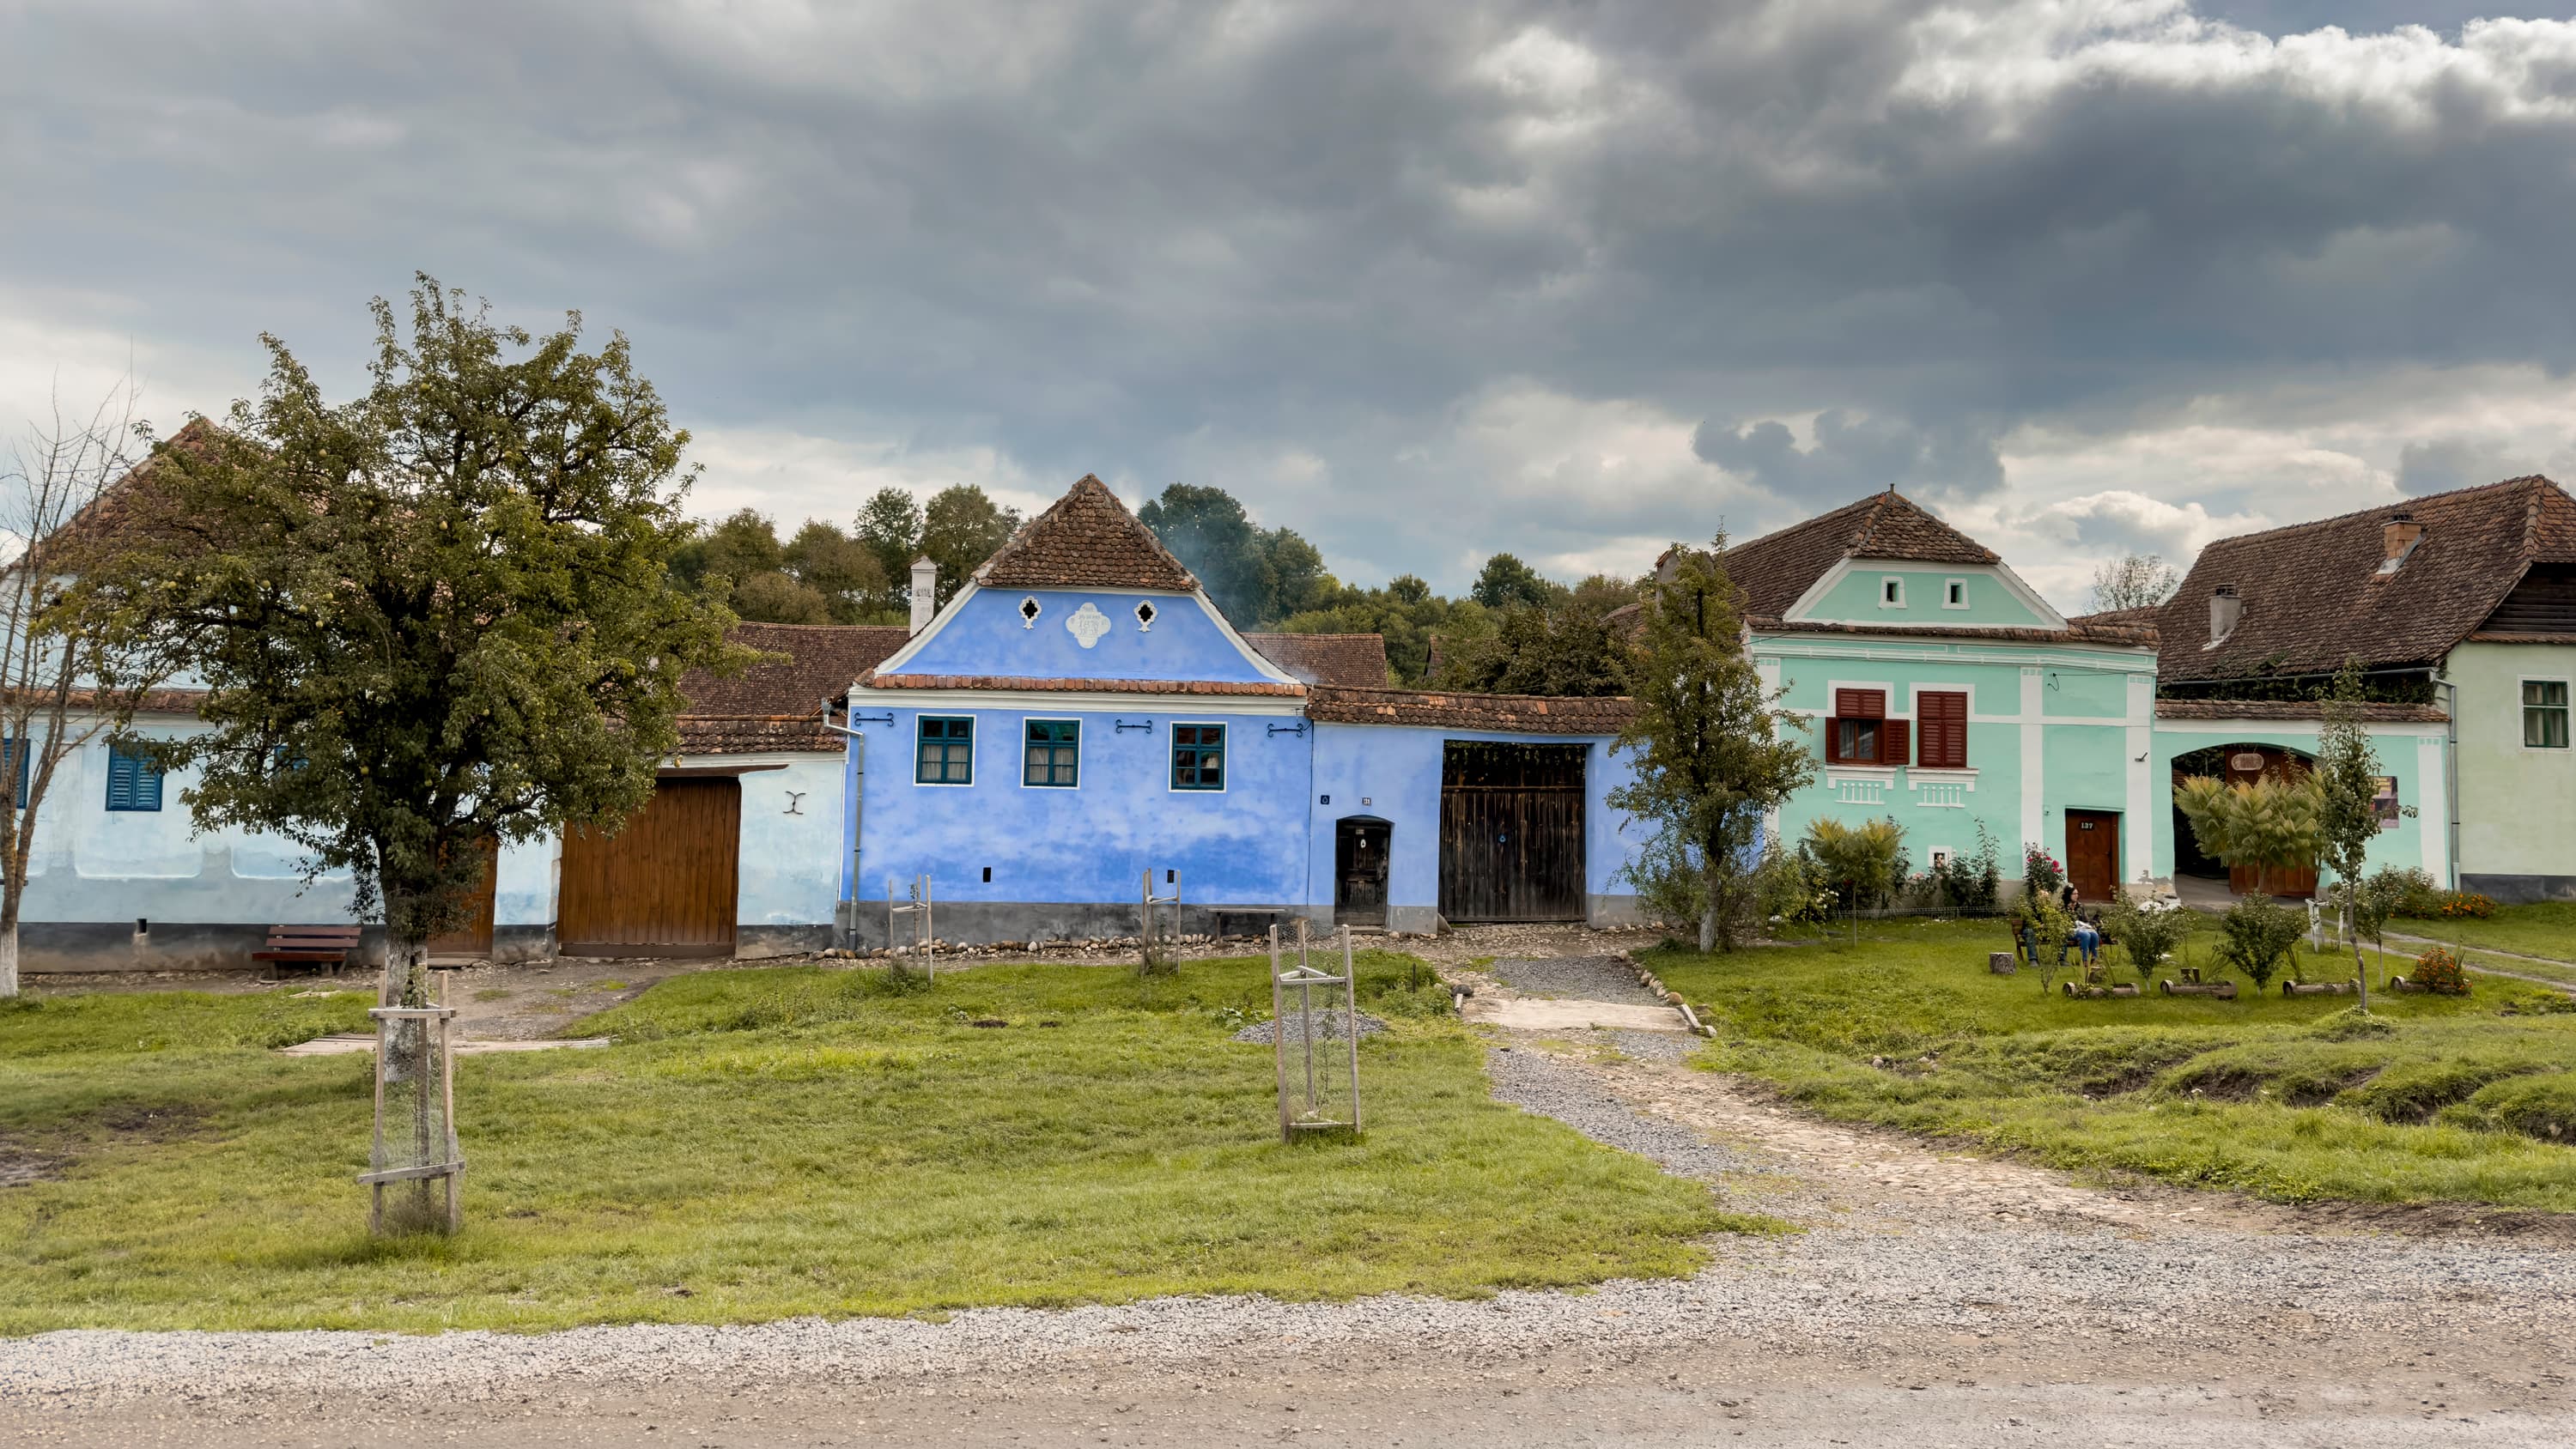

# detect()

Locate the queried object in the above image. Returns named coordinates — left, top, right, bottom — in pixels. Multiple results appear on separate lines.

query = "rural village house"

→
left=8, top=468, right=2569, bottom=973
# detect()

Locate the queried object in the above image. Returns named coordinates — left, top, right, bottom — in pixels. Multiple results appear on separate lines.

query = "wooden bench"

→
left=252, top=925, right=362, bottom=974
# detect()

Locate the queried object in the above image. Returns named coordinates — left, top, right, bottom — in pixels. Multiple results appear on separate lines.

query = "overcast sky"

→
left=9, top=1, right=2576, bottom=609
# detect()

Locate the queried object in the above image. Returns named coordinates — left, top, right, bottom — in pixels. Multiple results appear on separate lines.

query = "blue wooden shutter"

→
left=106, top=744, right=164, bottom=812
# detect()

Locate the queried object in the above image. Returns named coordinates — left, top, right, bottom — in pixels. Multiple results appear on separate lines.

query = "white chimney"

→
left=908, top=556, right=939, bottom=635
left=2208, top=584, right=2240, bottom=645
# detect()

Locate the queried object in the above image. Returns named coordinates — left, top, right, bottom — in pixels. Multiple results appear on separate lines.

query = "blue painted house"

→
left=838, top=476, right=1649, bottom=943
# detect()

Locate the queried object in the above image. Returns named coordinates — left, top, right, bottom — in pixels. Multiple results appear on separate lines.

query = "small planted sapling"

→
left=2215, top=897, right=2306, bottom=992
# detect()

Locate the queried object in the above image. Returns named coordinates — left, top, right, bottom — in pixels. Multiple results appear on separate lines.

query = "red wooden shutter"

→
left=1917, top=692, right=1966, bottom=768
left=1881, top=718, right=1908, bottom=770
left=1828, top=690, right=1887, bottom=766
left=1834, top=688, right=1885, bottom=718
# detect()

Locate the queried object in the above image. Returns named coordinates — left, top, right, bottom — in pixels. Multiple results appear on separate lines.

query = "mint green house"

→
left=1727, top=489, right=2475, bottom=903
left=1724, top=493, right=2160, bottom=901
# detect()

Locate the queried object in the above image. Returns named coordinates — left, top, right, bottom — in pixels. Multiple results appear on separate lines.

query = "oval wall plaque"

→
left=2228, top=752, right=2266, bottom=773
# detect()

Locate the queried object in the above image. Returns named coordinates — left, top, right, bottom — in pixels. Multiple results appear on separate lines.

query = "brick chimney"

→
left=2208, top=584, right=2241, bottom=646
left=908, top=556, right=939, bottom=634
left=2381, top=511, right=2422, bottom=573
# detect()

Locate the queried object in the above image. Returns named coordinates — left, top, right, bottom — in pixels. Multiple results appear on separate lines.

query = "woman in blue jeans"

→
left=2066, top=885, right=2102, bottom=967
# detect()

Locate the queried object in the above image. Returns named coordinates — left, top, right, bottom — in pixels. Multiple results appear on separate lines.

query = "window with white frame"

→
left=1879, top=576, right=1905, bottom=608
left=2525, top=681, right=2570, bottom=749
left=1943, top=578, right=1969, bottom=609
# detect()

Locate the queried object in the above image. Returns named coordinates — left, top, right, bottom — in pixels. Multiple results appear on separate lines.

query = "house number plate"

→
left=2229, top=752, right=2266, bottom=773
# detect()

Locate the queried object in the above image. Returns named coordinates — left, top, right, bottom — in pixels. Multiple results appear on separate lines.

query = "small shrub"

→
left=2306, top=1006, right=2396, bottom=1041
left=2215, top=897, right=2305, bottom=991
left=2409, top=946, right=2469, bottom=995
left=2101, top=894, right=2192, bottom=989
left=2436, top=891, right=2497, bottom=920
left=2366, top=864, right=2445, bottom=920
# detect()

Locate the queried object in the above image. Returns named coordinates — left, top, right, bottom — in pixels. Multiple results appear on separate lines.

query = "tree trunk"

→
left=382, top=932, right=430, bottom=1006
left=0, top=919, right=17, bottom=1000
left=1698, top=860, right=1720, bottom=954
left=2351, top=933, right=2371, bottom=1013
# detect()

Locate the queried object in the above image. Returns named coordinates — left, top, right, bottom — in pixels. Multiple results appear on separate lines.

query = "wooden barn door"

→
left=1438, top=743, right=1586, bottom=924
left=558, top=777, right=742, bottom=957
left=2064, top=810, right=2120, bottom=904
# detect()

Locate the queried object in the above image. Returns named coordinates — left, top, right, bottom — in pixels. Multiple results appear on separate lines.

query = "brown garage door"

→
left=1438, top=742, right=1587, bottom=924
left=559, top=778, right=741, bottom=957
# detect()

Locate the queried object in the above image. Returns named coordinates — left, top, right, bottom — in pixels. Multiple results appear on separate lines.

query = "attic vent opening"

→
left=1133, top=600, right=1157, bottom=631
left=2205, top=584, right=2242, bottom=649
left=1018, top=596, right=1042, bottom=627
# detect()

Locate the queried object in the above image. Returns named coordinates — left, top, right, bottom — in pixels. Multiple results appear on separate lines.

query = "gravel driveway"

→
left=5, top=925, right=2572, bottom=1446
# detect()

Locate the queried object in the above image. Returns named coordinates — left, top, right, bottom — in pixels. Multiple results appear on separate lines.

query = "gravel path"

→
left=1484, top=954, right=1665, bottom=1003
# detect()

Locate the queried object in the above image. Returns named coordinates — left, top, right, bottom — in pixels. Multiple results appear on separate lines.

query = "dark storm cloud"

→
left=8, top=1, right=2576, bottom=590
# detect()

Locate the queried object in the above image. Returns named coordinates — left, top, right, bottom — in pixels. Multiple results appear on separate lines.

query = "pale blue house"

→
left=836, top=476, right=1649, bottom=944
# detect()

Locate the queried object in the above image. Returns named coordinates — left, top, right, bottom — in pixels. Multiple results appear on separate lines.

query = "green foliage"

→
left=1759, top=843, right=1838, bottom=930
left=1133, top=482, right=1328, bottom=629
left=1469, top=553, right=1559, bottom=611
left=854, top=487, right=927, bottom=609
left=2173, top=771, right=2324, bottom=870
left=1273, top=573, right=1475, bottom=684
left=2215, top=897, right=2306, bottom=989
left=918, top=485, right=1021, bottom=609
left=1607, top=539, right=1817, bottom=951
left=781, top=520, right=893, bottom=622
left=674, top=512, right=896, bottom=625
left=0, top=960, right=1740, bottom=1331
left=1431, top=573, right=1638, bottom=698
left=2102, top=897, right=2192, bottom=988
left=1926, top=824, right=2002, bottom=913
left=2020, top=843, right=2063, bottom=900
left=2019, top=889, right=2076, bottom=991
left=2409, top=946, right=2469, bottom=995
left=1802, top=817, right=1905, bottom=938
left=80, top=276, right=752, bottom=973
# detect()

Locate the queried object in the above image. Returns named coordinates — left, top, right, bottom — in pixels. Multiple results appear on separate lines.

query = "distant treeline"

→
left=682, top=482, right=1642, bottom=692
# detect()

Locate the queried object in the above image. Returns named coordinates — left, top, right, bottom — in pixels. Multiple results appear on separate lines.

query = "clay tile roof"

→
left=1245, top=633, right=1389, bottom=687
left=857, top=674, right=1303, bottom=697
left=974, top=475, right=1199, bottom=593
left=1304, top=685, right=1637, bottom=735
left=676, top=715, right=843, bottom=754
left=2154, top=698, right=2449, bottom=724
left=1721, top=490, right=2000, bottom=618
left=45, top=418, right=227, bottom=566
left=679, top=622, right=912, bottom=716
left=2156, top=475, right=2576, bottom=682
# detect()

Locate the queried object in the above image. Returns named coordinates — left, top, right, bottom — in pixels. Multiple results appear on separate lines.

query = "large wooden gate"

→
left=558, top=777, right=742, bottom=957
left=1438, top=742, right=1586, bottom=924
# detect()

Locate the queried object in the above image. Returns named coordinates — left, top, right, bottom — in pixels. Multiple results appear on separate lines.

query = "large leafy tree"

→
left=1434, top=573, right=1637, bottom=697
left=854, top=487, right=926, bottom=611
left=2089, top=553, right=2180, bottom=613
left=918, top=484, right=1019, bottom=609
left=1607, top=539, right=1816, bottom=951
left=1136, top=482, right=1330, bottom=627
left=80, top=276, right=751, bottom=1003
left=1470, top=552, right=1560, bottom=611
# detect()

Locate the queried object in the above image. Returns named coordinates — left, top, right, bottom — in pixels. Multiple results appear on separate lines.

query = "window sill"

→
left=1907, top=767, right=1979, bottom=784
left=1824, top=764, right=1898, bottom=780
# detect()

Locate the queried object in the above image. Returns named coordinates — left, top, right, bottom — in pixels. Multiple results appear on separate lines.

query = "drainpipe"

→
left=823, top=700, right=868, bottom=949
left=2435, top=662, right=2461, bottom=890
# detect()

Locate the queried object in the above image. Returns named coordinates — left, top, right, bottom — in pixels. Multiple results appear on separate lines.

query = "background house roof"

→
left=1304, top=685, right=1636, bottom=734
left=1245, top=632, right=1388, bottom=687
left=679, top=622, right=910, bottom=716
left=1719, top=490, right=1999, bottom=618
left=973, top=475, right=1200, bottom=592
left=2154, top=475, right=2576, bottom=682
left=1746, top=616, right=2154, bottom=648
left=2154, top=698, right=2449, bottom=724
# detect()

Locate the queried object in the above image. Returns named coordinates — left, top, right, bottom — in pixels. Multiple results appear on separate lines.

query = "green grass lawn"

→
left=0, top=954, right=1741, bottom=1335
left=2385, top=901, right=2576, bottom=967
left=1646, top=919, right=2576, bottom=1211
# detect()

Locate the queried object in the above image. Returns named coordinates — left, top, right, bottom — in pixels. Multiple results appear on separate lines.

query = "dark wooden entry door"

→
left=1438, top=743, right=1586, bottom=924
left=2065, top=810, right=2120, bottom=903
left=559, top=778, right=742, bottom=957
left=427, top=837, right=499, bottom=959
left=1335, top=817, right=1392, bottom=926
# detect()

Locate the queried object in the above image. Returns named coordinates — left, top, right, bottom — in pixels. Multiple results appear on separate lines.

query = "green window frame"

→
left=915, top=716, right=975, bottom=785
left=2525, top=680, right=2570, bottom=749
left=106, top=742, right=165, bottom=812
left=1171, top=723, right=1225, bottom=791
left=1023, top=718, right=1079, bottom=787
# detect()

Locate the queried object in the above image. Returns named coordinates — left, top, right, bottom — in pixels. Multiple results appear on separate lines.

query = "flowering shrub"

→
left=2410, top=946, right=2469, bottom=994
left=2436, top=891, right=2497, bottom=920
left=2022, top=845, right=2064, bottom=901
